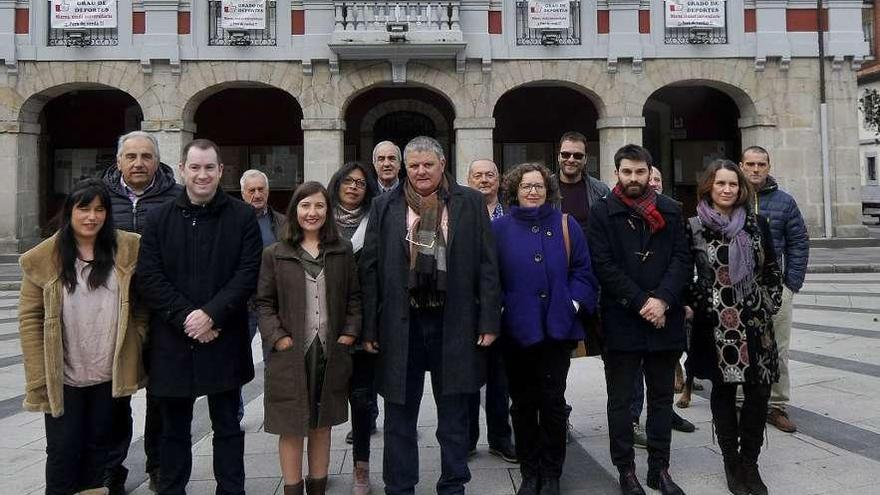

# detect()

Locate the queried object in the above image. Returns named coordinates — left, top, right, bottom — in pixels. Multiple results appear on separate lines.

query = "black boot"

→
left=283, top=481, right=304, bottom=495
left=538, top=477, right=559, bottom=495
left=646, top=469, right=685, bottom=495
left=305, top=476, right=327, bottom=495
left=517, top=474, right=540, bottom=495
left=722, top=455, right=749, bottom=495
left=741, top=461, right=768, bottom=495
left=618, top=464, right=646, bottom=495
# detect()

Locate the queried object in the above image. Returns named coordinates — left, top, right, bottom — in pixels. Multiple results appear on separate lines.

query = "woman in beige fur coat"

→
left=18, top=179, right=147, bottom=495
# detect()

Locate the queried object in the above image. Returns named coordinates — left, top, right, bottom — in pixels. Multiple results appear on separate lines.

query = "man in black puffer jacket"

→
left=740, top=145, right=809, bottom=435
left=100, top=130, right=182, bottom=493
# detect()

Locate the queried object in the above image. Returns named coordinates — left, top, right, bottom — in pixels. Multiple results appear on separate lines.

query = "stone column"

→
left=0, top=120, right=41, bottom=253
left=453, top=117, right=495, bottom=183
left=142, top=119, right=194, bottom=180
left=302, top=118, right=345, bottom=184
left=597, top=116, right=645, bottom=186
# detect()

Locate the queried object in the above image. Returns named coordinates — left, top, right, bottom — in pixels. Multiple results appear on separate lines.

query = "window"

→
left=864, top=0, right=875, bottom=57
left=869, top=156, right=878, bottom=183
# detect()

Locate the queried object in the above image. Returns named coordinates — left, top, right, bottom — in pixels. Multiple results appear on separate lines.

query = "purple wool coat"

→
left=492, top=204, right=599, bottom=347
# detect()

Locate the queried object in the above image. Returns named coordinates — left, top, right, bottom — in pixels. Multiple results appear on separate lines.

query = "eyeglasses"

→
left=342, top=177, right=367, bottom=189
left=519, top=183, right=546, bottom=193
left=405, top=229, right=436, bottom=249
left=559, top=151, right=585, bottom=160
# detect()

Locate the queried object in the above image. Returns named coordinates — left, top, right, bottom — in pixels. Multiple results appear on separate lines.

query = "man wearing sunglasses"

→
left=555, top=131, right=611, bottom=235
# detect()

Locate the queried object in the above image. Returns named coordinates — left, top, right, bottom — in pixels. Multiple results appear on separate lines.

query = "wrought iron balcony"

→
left=46, top=0, right=119, bottom=47
left=208, top=0, right=277, bottom=46
left=664, top=1, right=728, bottom=45
left=515, top=1, right=581, bottom=46
left=331, top=1, right=463, bottom=43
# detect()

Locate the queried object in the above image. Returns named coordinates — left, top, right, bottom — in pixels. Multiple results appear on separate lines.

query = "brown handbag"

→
left=562, top=214, right=604, bottom=358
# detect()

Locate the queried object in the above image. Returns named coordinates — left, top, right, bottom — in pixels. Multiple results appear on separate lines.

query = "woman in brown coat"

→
left=18, top=179, right=146, bottom=495
left=256, top=181, right=362, bottom=495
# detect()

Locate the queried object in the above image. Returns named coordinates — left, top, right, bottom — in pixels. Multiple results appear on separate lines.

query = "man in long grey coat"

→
left=360, top=136, right=501, bottom=495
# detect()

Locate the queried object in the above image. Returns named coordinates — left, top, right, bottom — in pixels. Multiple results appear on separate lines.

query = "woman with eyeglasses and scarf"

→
left=686, top=160, right=782, bottom=495
left=328, top=162, right=378, bottom=495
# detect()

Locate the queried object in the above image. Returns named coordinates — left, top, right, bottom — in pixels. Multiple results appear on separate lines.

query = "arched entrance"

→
left=193, top=87, right=303, bottom=211
left=643, top=84, right=742, bottom=215
left=38, top=89, right=143, bottom=234
left=344, top=87, right=455, bottom=178
left=493, top=85, right=600, bottom=176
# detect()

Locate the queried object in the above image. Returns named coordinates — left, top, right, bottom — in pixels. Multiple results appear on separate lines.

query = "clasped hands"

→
left=639, top=297, right=667, bottom=329
left=185, top=309, right=219, bottom=343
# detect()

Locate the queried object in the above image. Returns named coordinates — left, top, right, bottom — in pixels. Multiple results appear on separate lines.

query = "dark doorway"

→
left=194, top=87, right=304, bottom=212
left=344, top=87, right=455, bottom=178
left=493, top=86, right=600, bottom=176
left=40, top=89, right=142, bottom=232
left=643, top=85, right=741, bottom=216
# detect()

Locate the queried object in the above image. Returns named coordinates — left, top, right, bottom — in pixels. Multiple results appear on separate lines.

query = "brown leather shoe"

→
left=284, top=481, right=304, bottom=495
left=767, top=408, right=797, bottom=433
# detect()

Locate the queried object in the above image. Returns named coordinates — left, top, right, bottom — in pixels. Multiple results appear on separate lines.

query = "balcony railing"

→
left=515, top=1, right=581, bottom=46
left=208, top=0, right=277, bottom=46
left=664, top=1, right=727, bottom=45
left=47, top=0, right=119, bottom=47
left=333, top=1, right=462, bottom=40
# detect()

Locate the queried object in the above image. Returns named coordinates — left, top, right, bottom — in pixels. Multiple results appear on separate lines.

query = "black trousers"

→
left=349, top=350, right=378, bottom=463
left=44, top=382, right=115, bottom=495
left=503, top=340, right=571, bottom=479
left=143, top=393, right=162, bottom=473
left=157, top=389, right=245, bottom=495
left=105, top=395, right=133, bottom=484
left=604, top=350, right=679, bottom=473
left=711, top=381, right=771, bottom=462
left=467, top=342, right=513, bottom=451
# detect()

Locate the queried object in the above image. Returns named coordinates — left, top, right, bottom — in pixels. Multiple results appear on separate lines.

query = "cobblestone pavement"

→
left=2, top=271, right=880, bottom=494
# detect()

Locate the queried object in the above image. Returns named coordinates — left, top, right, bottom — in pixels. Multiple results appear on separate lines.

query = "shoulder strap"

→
left=562, top=213, right=571, bottom=267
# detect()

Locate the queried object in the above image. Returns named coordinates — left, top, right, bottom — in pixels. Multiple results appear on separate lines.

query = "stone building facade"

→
left=0, top=0, right=872, bottom=252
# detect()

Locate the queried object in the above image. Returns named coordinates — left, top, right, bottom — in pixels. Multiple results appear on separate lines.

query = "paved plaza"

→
left=2, top=268, right=880, bottom=494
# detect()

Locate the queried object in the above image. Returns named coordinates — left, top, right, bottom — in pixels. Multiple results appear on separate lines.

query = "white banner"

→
left=221, top=0, right=267, bottom=30
left=51, top=0, right=117, bottom=29
left=665, top=0, right=726, bottom=28
left=527, top=0, right=570, bottom=30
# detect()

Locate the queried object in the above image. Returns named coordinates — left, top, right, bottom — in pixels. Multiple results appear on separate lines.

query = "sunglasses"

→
left=559, top=151, right=585, bottom=160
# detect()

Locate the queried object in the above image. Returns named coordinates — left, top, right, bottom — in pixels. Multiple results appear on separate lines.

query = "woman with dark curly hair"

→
left=493, top=163, right=598, bottom=495
left=686, top=160, right=782, bottom=495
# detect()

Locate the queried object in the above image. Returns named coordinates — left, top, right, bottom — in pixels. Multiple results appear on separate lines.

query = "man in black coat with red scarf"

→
left=588, top=144, right=692, bottom=495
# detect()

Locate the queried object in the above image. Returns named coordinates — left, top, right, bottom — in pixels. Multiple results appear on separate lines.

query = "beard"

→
left=622, top=181, right=647, bottom=198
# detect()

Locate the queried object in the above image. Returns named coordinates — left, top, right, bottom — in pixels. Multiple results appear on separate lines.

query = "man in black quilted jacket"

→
left=740, top=145, right=810, bottom=434
left=100, top=130, right=182, bottom=493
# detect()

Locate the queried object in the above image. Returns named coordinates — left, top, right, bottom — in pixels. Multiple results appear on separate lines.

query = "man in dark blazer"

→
left=588, top=144, right=692, bottom=495
left=137, top=139, right=261, bottom=495
left=360, top=136, right=501, bottom=495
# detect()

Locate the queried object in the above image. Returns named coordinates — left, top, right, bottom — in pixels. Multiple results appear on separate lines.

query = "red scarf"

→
left=612, top=183, right=666, bottom=234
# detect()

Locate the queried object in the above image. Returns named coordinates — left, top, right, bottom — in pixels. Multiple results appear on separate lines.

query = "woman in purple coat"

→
left=492, top=163, right=599, bottom=495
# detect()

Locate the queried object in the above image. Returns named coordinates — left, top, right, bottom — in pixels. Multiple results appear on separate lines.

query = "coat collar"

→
left=174, top=187, right=229, bottom=211
left=20, top=230, right=141, bottom=287
left=271, top=238, right=350, bottom=261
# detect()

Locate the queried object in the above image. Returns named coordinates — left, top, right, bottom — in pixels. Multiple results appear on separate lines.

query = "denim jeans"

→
left=383, top=307, right=471, bottom=495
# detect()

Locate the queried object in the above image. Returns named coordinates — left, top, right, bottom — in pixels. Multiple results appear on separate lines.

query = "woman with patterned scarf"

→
left=685, top=159, right=783, bottom=495
left=328, top=161, right=377, bottom=495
